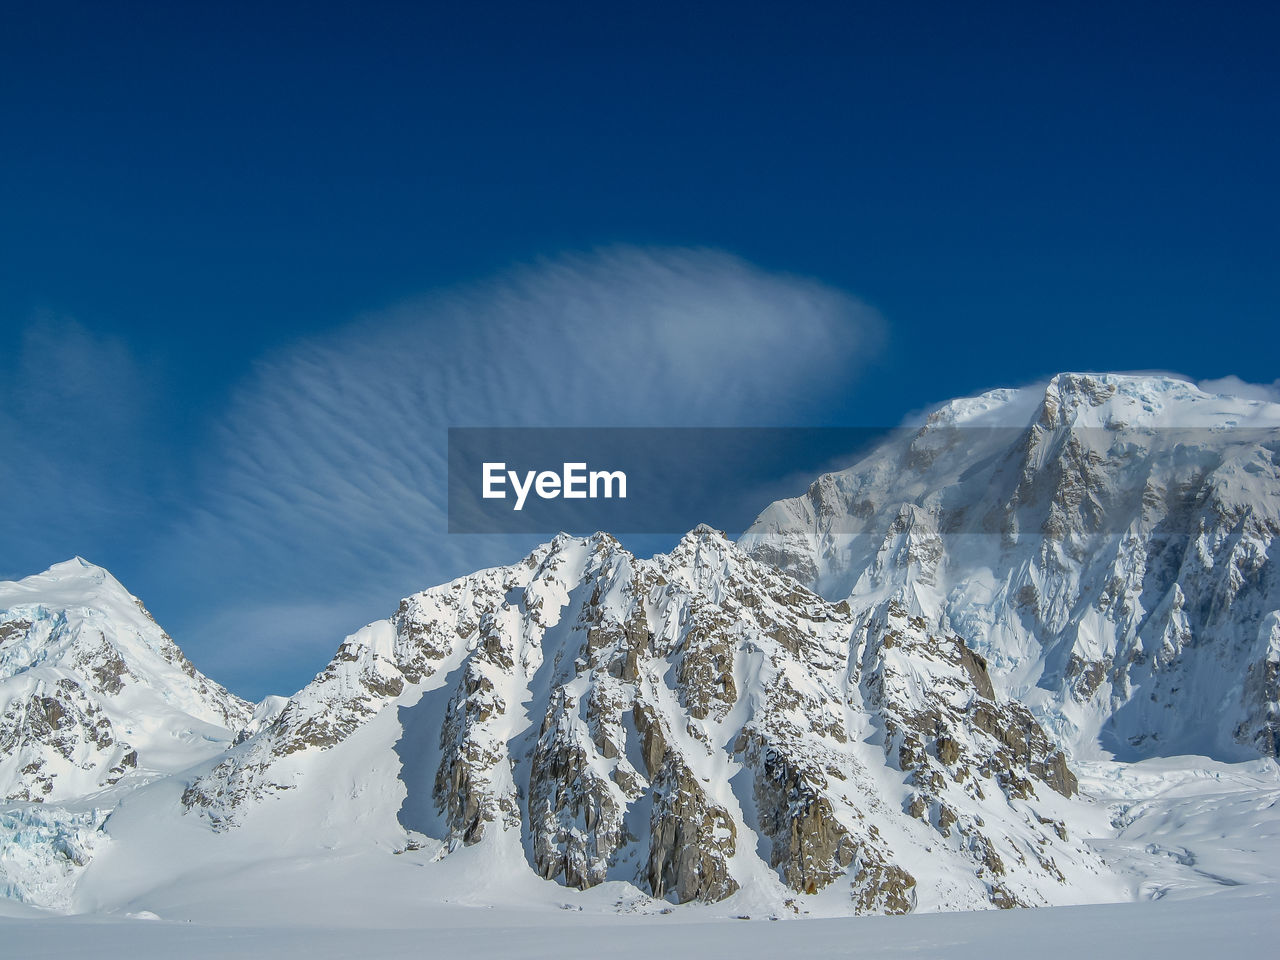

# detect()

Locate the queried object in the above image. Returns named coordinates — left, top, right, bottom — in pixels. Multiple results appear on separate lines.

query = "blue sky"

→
left=2, top=2, right=1277, bottom=699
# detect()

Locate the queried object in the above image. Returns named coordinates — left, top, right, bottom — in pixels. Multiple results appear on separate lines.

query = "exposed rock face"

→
left=742, top=373, right=1280, bottom=763
left=0, top=678, right=136, bottom=802
left=189, top=527, right=1103, bottom=912
left=182, top=564, right=512, bottom=826
left=433, top=621, right=523, bottom=844
left=529, top=727, right=628, bottom=889
left=856, top=600, right=1081, bottom=907
left=851, top=859, right=918, bottom=915
left=738, top=730, right=856, bottom=895
left=646, top=757, right=738, bottom=902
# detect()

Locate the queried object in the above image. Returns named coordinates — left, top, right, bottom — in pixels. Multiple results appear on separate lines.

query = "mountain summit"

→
left=741, top=373, right=1280, bottom=762
left=0, top=558, right=252, bottom=803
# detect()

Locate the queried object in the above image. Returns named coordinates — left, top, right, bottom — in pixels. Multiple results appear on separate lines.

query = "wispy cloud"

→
left=0, top=317, right=156, bottom=569
left=157, top=247, right=880, bottom=695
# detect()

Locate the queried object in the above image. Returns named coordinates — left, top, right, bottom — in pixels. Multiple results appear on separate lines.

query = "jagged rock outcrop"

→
left=181, top=559, right=520, bottom=826
left=186, top=527, right=1103, bottom=912
left=0, top=678, right=136, bottom=802
left=737, top=729, right=857, bottom=895
left=646, top=756, right=738, bottom=902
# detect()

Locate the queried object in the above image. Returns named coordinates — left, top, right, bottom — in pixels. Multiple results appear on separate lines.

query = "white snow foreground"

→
left=1, top=885, right=1276, bottom=960
left=1, top=373, right=1278, bottom=955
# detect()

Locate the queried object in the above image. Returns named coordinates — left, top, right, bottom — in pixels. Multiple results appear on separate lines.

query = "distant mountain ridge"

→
left=741, top=373, right=1280, bottom=762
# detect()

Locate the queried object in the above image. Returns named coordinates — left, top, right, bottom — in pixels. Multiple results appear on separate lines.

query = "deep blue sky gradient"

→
left=5, top=2, right=1277, bottom=401
left=2, top=1, right=1277, bottom=697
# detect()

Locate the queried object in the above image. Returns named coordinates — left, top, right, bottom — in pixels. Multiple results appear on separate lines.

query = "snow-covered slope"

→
left=0, top=559, right=253, bottom=803
left=0, top=560, right=256, bottom=909
left=741, top=373, right=1280, bottom=763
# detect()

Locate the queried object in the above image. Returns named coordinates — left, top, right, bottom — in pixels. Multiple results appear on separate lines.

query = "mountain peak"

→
left=744, top=372, right=1280, bottom=762
left=6, top=556, right=114, bottom=592
left=41, top=556, right=108, bottom=576
left=679, top=523, right=731, bottom=546
left=914, top=372, right=1277, bottom=436
left=1, top=560, right=253, bottom=803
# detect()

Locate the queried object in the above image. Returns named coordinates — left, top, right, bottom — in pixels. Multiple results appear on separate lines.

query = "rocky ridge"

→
left=184, top=527, right=1104, bottom=911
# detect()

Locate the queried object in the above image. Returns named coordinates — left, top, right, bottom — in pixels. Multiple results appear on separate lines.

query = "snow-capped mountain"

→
left=183, top=527, right=1110, bottom=913
left=1, top=372, right=1277, bottom=924
left=741, top=373, right=1280, bottom=763
left=0, top=559, right=253, bottom=804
